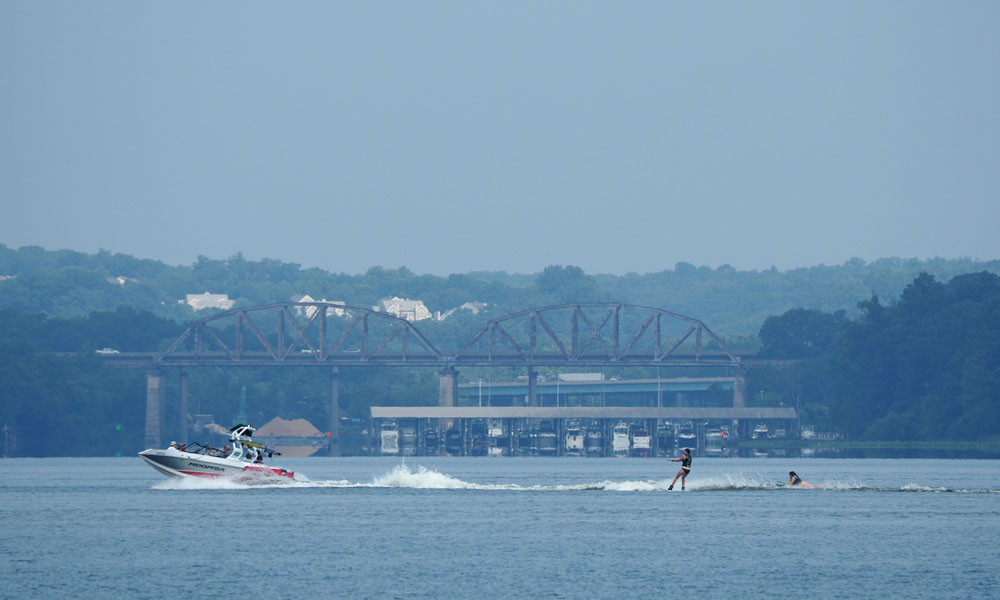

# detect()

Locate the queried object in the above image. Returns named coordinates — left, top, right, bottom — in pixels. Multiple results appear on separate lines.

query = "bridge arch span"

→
left=455, top=302, right=737, bottom=365
left=159, top=301, right=442, bottom=363
left=155, top=301, right=737, bottom=367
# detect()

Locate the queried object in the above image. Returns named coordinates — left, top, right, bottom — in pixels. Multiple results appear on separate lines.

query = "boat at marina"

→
left=537, top=421, right=558, bottom=455
left=423, top=429, right=441, bottom=454
left=676, top=421, right=697, bottom=451
left=399, top=422, right=417, bottom=456
left=565, top=421, right=585, bottom=456
left=380, top=421, right=400, bottom=455
left=445, top=428, right=464, bottom=455
left=705, top=428, right=724, bottom=456
left=584, top=423, right=603, bottom=456
left=488, top=423, right=507, bottom=456
left=138, top=424, right=294, bottom=479
left=630, top=425, right=651, bottom=457
left=611, top=422, right=630, bottom=457
left=516, top=429, right=534, bottom=456
left=399, top=421, right=417, bottom=444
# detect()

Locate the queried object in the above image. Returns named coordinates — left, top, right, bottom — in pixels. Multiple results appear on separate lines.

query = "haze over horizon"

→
left=2, top=2, right=998, bottom=276
left=2, top=241, right=996, bottom=279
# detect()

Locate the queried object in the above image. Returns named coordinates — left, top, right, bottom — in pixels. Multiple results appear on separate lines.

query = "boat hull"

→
left=139, top=448, right=294, bottom=479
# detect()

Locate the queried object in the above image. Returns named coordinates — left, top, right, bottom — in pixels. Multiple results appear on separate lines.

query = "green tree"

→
left=759, top=308, right=846, bottom=358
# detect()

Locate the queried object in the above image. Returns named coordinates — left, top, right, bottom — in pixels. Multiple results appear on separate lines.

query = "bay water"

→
left=2, top=457, right=998, bottom=599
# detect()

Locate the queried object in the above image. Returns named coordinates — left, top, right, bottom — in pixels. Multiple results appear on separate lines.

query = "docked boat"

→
left=537, top=420, right=558, bottom=455
left=565, top=421, right=585, bottom=456
left=380, top=421, right=400, bottom=455
left=423, top=429, right=441, bottom=455
left=139, top=424, right=294, bottom=480
left=676, top=421, right=697, bottom=451
left=704, top=428, right=724, bottom=456
left=611, top=422, right=630, bottom=457
left=630, top=425, right=651, bottom=457
left=445, top=428, right=464, bottom=455
left=399, top=422, right=417, bottom=456
left=488, top=423, right=508, bottom=457
left=399, top=422, right=418, bottom=445
left=537, top=431, right=558, bottom=454
left=516, top=429, right=535, bottom=456
left=584, top=423, right=604, bottom=456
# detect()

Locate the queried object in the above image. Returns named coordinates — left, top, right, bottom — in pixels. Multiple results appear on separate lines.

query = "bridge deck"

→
left=458, top=377, right=734, bottom=397
left=370, top=406, right=797, bottom=419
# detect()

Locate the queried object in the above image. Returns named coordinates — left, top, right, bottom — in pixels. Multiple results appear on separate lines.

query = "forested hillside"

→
left=753, top=272, right=1000, bottom=442
left=2, top=244, right=997, bottom=338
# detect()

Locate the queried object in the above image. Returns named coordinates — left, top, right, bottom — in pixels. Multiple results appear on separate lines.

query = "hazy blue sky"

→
left=2, top=2, right=998, bottom=275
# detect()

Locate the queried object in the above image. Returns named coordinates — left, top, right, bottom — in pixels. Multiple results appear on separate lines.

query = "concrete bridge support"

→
left=329, top=367, right=339, bottom=456
left=648, top=418, right=658, bottom=458
left=178, top=370, right=188, bottom=445
left=439, top=367, right=458, bottom=430
left=732, top=368, right=748, bottom=437
left=527, top=367, right=537, bottom=407
left=144, top=368, right=165, bottom=449
left=527, top=367, right=540, bottom=428
left=733, top=369, right=747, bottom=408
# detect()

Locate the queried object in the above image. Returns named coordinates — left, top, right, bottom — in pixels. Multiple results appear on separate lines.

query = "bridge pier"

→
left=527, top=367, right=537, bottom=407
left=527, top=367, right=540, bottom=428
left=733, top=368, right=747, bottom=408
left=144, top=368, right=165, bottom=449
left=439, top=366, right=458, bottom=430
left=732, top=367, right=748, bottom=437
left=178, top=369, right=188, bottom=445
left=648, top=418, right=658, bottom=458
left=329, top=366, right=339, bottom=456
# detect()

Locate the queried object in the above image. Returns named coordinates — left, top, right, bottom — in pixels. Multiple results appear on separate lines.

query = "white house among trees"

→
left=373, top=296, right=432, bottom=322
left=181, top=292, right=235, bottom=311
left=289, top=294, right=346, bottom=318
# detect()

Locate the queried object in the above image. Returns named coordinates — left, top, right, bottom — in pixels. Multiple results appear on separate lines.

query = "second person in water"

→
left=788, top=471, right=821, bottom=488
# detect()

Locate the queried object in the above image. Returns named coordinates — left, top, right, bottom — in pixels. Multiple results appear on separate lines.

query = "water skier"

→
left=667, top=448, right=692, bottom=491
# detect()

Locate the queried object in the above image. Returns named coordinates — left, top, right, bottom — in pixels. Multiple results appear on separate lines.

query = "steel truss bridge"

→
left=96, top=302, right=793, bottom=449
left=109, top=301, right=745, bottom=368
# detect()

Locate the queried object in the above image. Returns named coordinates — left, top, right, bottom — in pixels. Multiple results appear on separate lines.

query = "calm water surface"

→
left=1, top=457, right=998, bottom=599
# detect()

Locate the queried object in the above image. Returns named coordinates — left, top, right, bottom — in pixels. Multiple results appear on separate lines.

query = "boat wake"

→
left=152, top=470, right=305, bottom=490
left=685, top=476, right=1000, bottom=493
left=311, top=464, right=664, bottom=492
left=151, top=464, right=1000, bottom=494
left=684, top=472, right=787, bottom=491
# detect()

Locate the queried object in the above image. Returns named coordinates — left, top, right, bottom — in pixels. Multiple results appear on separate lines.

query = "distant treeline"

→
left=2, top=243, right=998, bottom=338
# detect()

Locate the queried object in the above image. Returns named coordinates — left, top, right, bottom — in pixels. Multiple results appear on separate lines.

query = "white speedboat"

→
left=139, top=424, right=294, bottom=480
